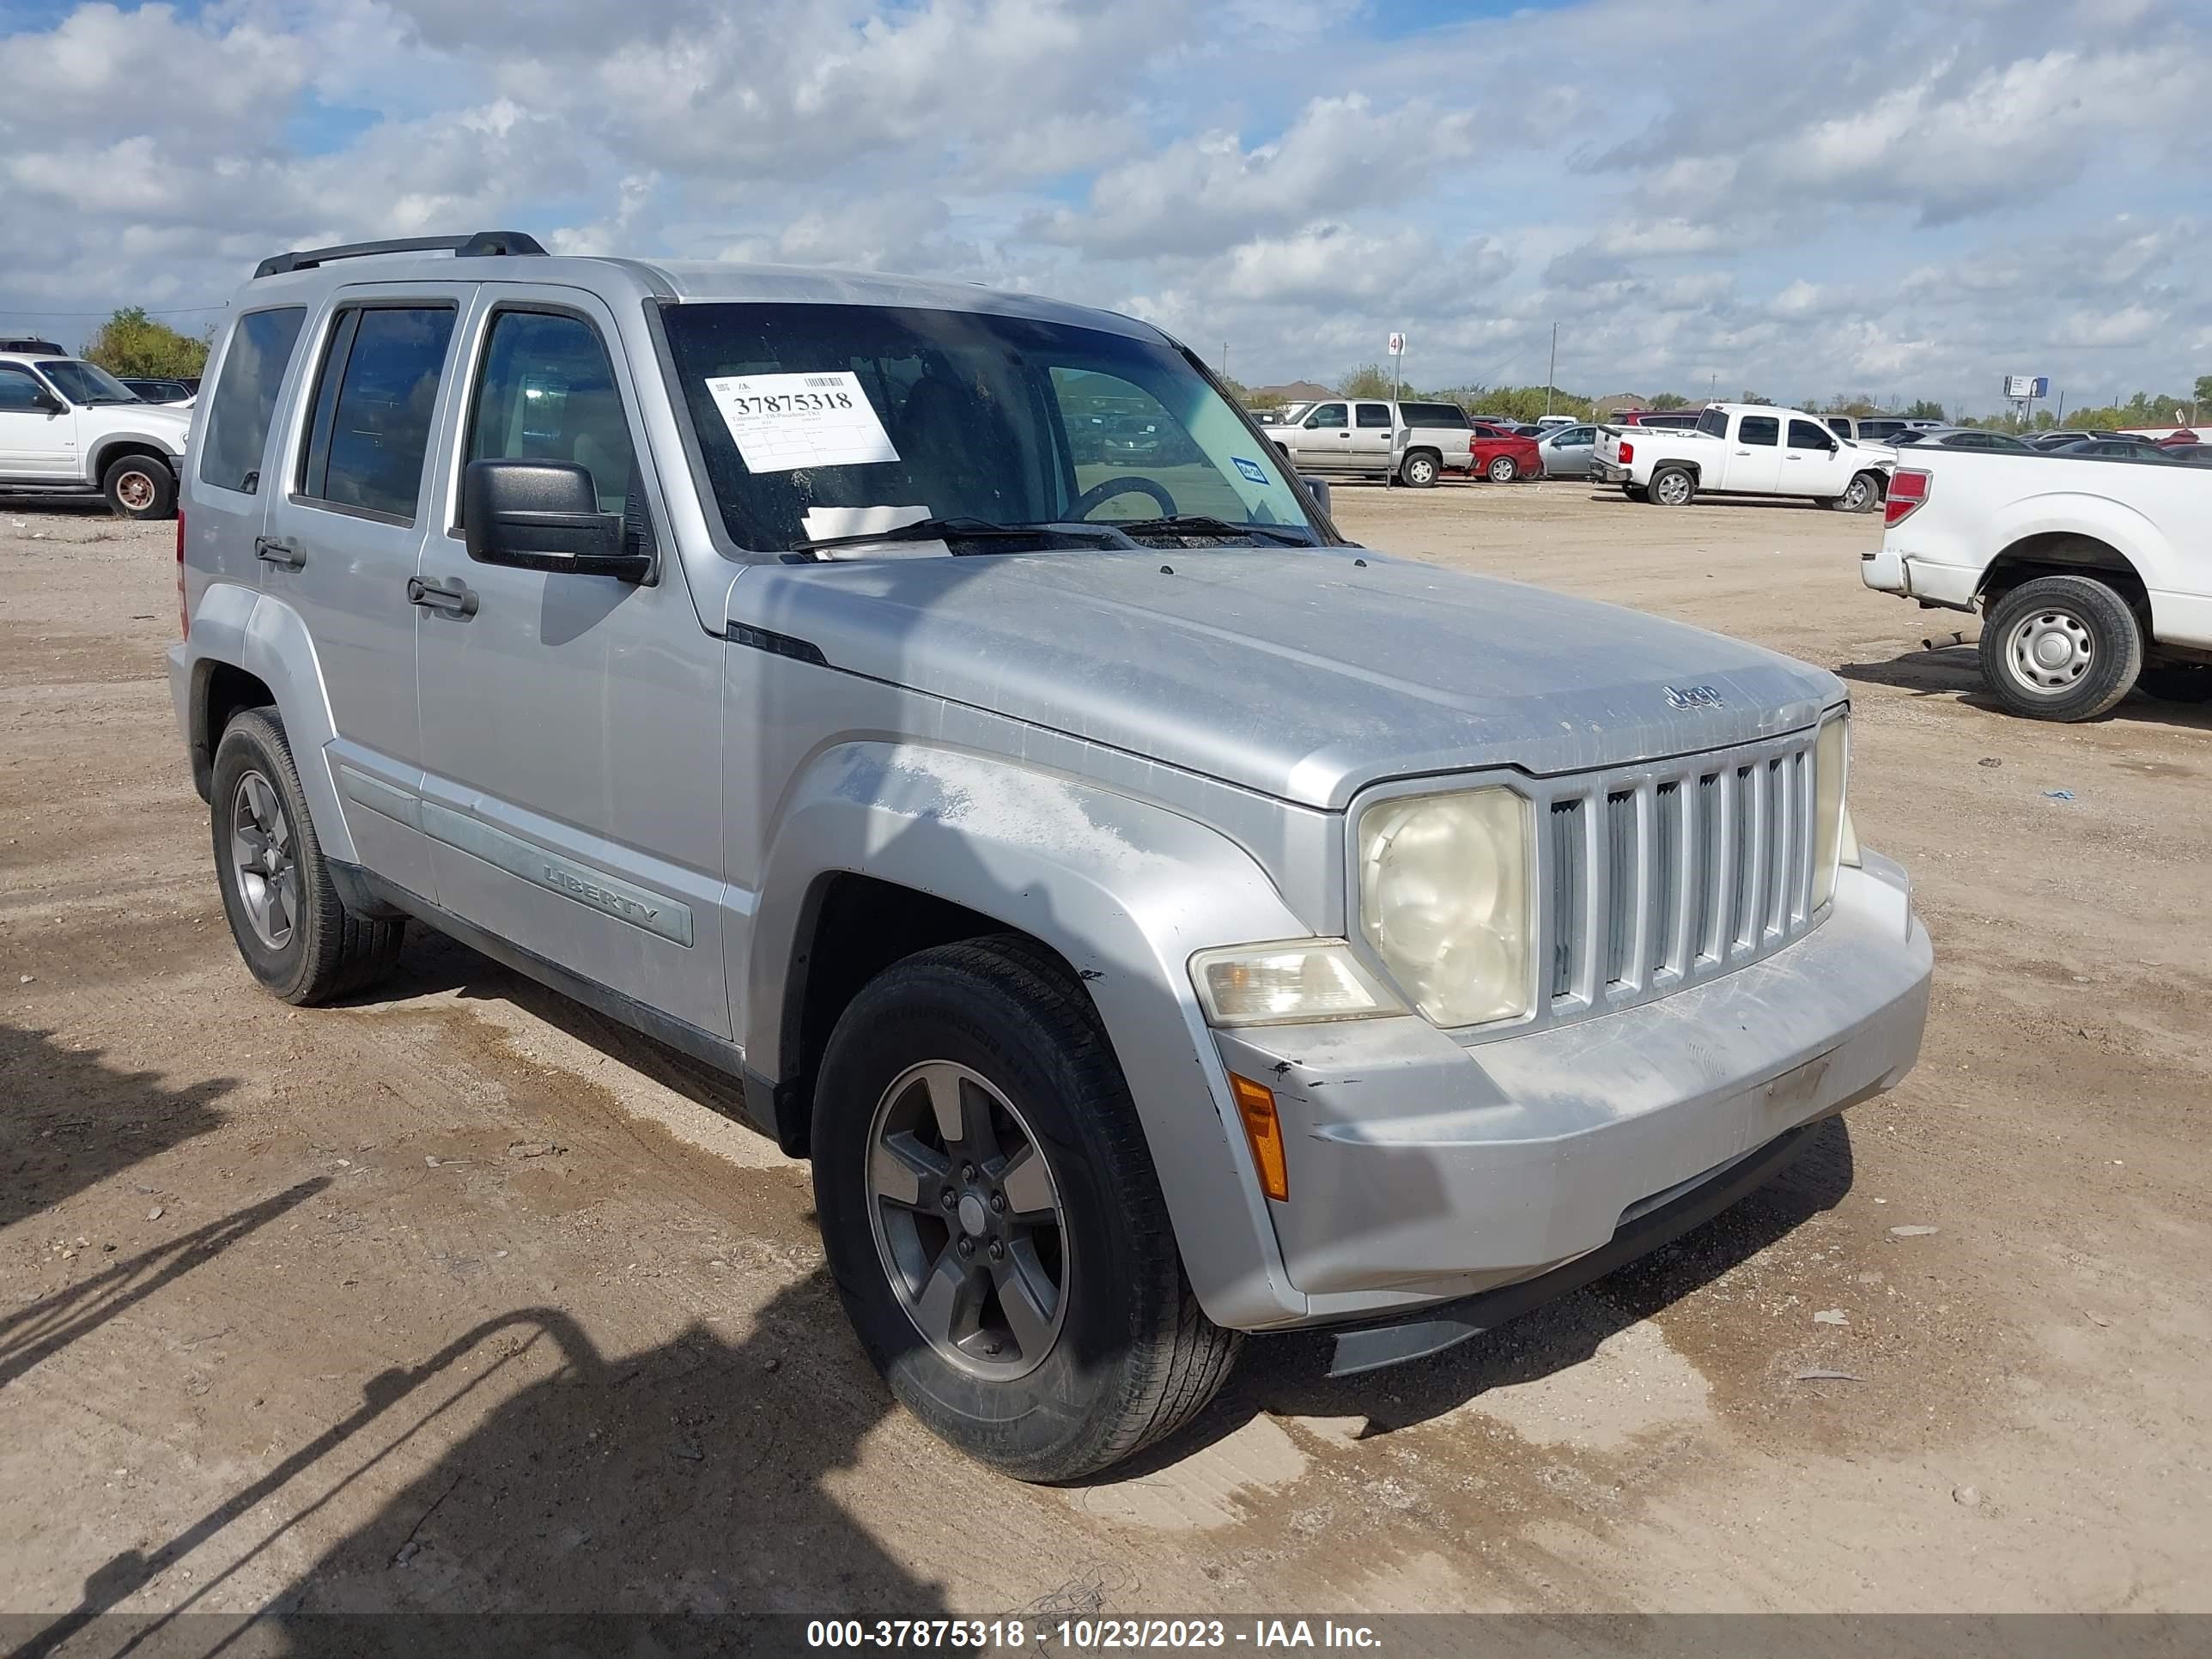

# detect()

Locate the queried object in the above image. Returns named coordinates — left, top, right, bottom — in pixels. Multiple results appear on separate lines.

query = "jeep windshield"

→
left=39, top=358, right=140, bottom=406
left=659, top=302, right=1319, bottom=556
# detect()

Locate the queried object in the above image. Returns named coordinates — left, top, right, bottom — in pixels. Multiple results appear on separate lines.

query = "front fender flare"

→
left=748, top=742, right=1315, bottom=1329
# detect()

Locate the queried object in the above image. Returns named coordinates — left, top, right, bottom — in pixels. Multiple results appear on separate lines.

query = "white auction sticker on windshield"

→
left=702, top=371, right=898, bottom=473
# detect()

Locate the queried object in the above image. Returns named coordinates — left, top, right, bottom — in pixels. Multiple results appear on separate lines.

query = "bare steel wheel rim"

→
left=1488, top=456, right=1515, bottom=483
left=1655, top=471, right=1690, bottom=504
left=866, top=1060, right=1068, bottom=1382
left=2004, top=609, right=2094, bottom=695
left=228, top=769, right=300, bottom=950
left=115, top=469, right=155, bottom=511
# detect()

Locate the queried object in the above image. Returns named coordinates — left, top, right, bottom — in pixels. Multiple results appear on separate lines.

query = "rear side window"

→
left=1826, top=417, right=1850, bottom=435
left=197, top=307, right=307, bottom=493
left=0, top=365, right=46, bottom=411
left=1399, top=403, right=1468, bottom=428
left=298, top=305, right=458, bottom=522
left=1740, top=416, right=1780, bottom=446
left=1355, top=404, right=1392, bottom=429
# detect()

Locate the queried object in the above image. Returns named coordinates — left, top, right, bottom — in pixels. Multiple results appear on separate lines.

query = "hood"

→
left=730, top=546, right=1838, bottom=810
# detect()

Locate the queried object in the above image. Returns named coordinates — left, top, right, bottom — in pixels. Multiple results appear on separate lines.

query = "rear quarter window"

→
left=197, top=307, right=307, bottom=494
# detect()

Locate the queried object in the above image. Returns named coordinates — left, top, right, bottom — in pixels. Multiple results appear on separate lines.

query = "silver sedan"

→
left=1534, top=422, right=1600, bottom=478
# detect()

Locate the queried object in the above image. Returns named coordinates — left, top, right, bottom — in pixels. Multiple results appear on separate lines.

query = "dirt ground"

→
left=3, top=481, right=2208, bottom=1632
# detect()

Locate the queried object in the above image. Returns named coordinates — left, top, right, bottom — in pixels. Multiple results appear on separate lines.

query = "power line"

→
left=0, top=301, right=229, bottom=318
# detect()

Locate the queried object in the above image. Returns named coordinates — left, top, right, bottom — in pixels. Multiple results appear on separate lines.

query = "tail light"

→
left=1885, top=470, right=1929, bottom=528
left=1618, top=441, right=1634, bottom=465
left=176, top=508, right=188, bottom=640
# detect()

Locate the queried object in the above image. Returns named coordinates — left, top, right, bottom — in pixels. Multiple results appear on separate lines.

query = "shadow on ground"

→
left=1840, top=643, right=2212, bottom=731
left=0, top=1024, right=238, bottom=1231
left=18, top=1273, right=939, bottom=1656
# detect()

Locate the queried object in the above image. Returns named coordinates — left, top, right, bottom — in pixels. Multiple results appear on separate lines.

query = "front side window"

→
left=35, top=359, right=137, bottom=406
left=1558, top=426, right=1594, bottom=447
left=1304, top=402, right=1347, bottom=429
left=1740, top=416, right=1780, bottom=447
left=298, top=305, right=457, bottom=521
left=659, top=302, right=1316, bottom=554
left=0, top=366, right=49, bottom=411
left=1787, top=419, right=1832, bottom=449
left=1355, top=403, right=1393, bottom=429
left=198, top=307, right=307, bottom=494
left=466, top=310, right=637, bottom=518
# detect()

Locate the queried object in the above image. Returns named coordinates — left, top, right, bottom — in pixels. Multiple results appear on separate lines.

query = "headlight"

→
left=1357, top=787, right=1533, bottom=1028
left=1189, top=940, right=1398, bottom=1027
left=1814, top=711, right=1850, bottom=909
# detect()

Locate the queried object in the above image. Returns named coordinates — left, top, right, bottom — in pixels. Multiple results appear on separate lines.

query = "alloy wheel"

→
left=229, top=769, right=300, bottom=949
left=865, top=1060, right=1068, bottom=1381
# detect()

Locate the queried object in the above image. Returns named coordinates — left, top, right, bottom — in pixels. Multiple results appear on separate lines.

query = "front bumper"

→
left=1212, top=857, right=1930, bottom=1328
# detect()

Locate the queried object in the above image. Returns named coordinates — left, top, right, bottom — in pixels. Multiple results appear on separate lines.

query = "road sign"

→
left=2004, top=374, right=2049, bottom=400
left=1387, top=332, right=1405, bottom=356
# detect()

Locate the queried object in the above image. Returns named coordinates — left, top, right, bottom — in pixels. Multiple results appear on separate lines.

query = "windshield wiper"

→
left=1118, top=514, right=1314, bottom=545
left=791, top=517, right=1126, bottom=556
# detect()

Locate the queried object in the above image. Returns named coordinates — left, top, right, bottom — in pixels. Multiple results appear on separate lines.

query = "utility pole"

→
left=1220, top=342, right=1229, bottom=382
left=1544, top=323, right=1558, bottom=418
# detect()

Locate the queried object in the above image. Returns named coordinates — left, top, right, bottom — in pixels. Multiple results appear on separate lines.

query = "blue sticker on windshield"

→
left=1233, top=456, right=1268, bottom=484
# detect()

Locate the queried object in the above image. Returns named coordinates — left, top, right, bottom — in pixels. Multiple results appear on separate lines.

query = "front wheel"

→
left=102, top=453, right=176, bottom=520
left=1978, top=575, right=2143, bottom=721
left=812, top=938, right=1239, bottom=1481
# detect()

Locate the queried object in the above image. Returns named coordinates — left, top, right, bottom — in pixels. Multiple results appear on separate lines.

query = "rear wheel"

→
left=1486, top=454, right=1518, bottom=483
left=1830, top=471, right=1881, bottom=514
left=102, top=453, right=176, bottom=520
left=1978, top=575, right=2143, bottom=721
left=1650, top=465, right=1695, bottom=507
left=812, top=937, right=1239, bottom=1481
left=210, top=708, right=406, bottom=1003
left=1399, top=451, right=1439, bottom=488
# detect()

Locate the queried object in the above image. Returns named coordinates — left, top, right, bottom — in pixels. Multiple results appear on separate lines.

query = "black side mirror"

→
left=34, top=391, right=66, bottom=416
left=461, top=459, right=647, bottom=580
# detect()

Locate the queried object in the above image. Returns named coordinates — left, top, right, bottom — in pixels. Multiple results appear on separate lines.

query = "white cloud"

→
left=0, top=0, right=2205, bottom=416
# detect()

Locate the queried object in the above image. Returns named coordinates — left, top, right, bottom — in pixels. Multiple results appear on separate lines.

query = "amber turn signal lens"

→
left=1228, top=1073, right=1289, bottom=1202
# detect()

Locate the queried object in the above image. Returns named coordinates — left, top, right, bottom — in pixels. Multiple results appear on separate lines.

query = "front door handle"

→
left=407, top=575, right=478, bottom=617
left=254, top=536, right=305, bottom=570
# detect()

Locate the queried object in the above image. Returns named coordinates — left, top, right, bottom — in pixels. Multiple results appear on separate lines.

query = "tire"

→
left=210, top=708, right=406, bottom=1003
left=812, top=936, right=1239, bottom=1481
left=2138, top=663, right=2212, bottom=704
left=1830, top=471, right=1881, bottom=514
left=1399, top=451, right=1439, bottom=488
left=1978, top=575, right=2144, bottom=722
left=102, top=453, right=176, bottom=520
left=1650, top=465, right=1695, bottom=507
left=1486, top=455, right=1518, bottom=483
left=1624, top=484, right=1650, bottom=502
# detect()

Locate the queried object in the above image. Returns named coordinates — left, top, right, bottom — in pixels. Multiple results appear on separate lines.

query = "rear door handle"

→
left=254, top=537, right=305, bottom=570
left=407, top=575, right=478, bottom=617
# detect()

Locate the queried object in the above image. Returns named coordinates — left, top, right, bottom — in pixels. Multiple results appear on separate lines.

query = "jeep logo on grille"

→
left=1664, top=684, right=1725, bottom=709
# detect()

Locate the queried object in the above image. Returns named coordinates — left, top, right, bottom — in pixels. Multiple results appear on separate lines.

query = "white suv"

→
left=0, top=343, right=191, bottom=519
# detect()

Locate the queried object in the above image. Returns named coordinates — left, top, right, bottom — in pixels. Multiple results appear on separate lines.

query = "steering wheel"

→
left=1068, top=475, right=1178, bottom=521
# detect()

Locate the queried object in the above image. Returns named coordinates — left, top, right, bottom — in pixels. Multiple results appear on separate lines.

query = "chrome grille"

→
left=1540, top=730, right=1819, bottom=1025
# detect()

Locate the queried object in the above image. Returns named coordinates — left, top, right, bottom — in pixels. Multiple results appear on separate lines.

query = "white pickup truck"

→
left=1595, top=403, right=1891, bottom=514
left=1863, top=447, right=2212, bottom=720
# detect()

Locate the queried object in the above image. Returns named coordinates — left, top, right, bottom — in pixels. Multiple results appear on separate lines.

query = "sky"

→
left=3, top=0, right=2207, bottom=416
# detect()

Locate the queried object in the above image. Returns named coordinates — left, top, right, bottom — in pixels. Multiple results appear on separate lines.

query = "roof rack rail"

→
left=253, top=230, right=547, bottom=280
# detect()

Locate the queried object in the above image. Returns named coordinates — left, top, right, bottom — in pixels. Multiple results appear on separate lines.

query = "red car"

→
left=2155, top=428, right=2200, bottom=448
left=1610, top=409, right=1705, bottom=428
left=1464, top=421, right=1543, bottom=482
